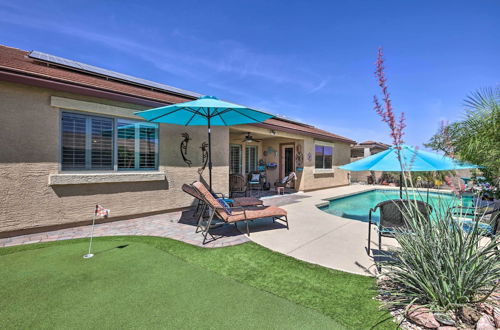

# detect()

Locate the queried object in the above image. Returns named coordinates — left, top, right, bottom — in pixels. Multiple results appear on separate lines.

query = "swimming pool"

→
left=318, top=189, right=473, bottom=223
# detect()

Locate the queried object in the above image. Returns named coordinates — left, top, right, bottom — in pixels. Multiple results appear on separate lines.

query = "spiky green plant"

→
left=380, top=198, right=499, bottom=311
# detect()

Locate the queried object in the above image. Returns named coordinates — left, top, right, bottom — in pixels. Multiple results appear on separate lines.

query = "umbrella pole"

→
left=207, top=116, right=212, bottom=191
left=399, top=172, right=403, bottom=199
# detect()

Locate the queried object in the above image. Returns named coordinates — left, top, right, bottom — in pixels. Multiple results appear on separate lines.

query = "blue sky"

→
left=1, top=0, right=498, bottom=147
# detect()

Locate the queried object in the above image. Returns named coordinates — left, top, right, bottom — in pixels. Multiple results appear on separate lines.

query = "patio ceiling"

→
left=229, top=127, right=298, bottom=141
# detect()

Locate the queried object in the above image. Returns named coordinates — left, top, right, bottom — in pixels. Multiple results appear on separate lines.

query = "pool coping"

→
left=314, top=186, right=458, bottom=209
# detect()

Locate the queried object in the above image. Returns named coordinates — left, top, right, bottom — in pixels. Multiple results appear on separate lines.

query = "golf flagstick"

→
left=83, top=204, right=109, bottom=259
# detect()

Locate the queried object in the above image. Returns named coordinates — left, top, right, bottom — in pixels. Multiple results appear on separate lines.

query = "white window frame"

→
left=314, top=142, right=334, bottom=173
left=60, top=111, right=159, bottom=172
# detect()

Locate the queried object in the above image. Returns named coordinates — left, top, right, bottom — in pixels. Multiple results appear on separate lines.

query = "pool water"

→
left=318, top=189, right=473, bottom=223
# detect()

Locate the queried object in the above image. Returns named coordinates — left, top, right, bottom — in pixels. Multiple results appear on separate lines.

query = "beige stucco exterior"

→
left=0, top=80, right=352, bottom=234
left=0, top=81, right=228, bottom=234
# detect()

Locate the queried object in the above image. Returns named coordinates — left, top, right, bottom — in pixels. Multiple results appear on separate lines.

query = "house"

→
left=0, top=44, right=355, bottom=237
left=349, top=141, right=390, bottom=183
left=350, top=141, right=390, bottom=159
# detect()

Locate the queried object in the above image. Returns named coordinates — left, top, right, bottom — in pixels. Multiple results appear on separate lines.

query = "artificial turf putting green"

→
left=0, top=237, right=395, bottom=329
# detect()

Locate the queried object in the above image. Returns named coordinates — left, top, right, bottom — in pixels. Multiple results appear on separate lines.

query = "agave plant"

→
left=380, top=196, right=499, bottom=311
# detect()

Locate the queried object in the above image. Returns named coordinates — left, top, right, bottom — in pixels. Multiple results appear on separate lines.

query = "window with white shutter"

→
left=229, top=144, right=242, bottom=174
left=61, top=113, right=87, bottom=170
left=90, top=117, right=113, bottom=169
left=245, top=145, right=258, bottom=173
left=61, top=113, right=113, bottom=170
left=61, top=112, right=158, bottom=171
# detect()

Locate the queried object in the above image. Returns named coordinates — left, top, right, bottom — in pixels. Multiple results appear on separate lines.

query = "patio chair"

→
left=191, top=181, right=288, bottom=243
left=476, top=209, right=499, bottom=239
left=275, top=172, right=296, bottom=193
left=449, top=199, right=500, bottom=218
left=367, top=199, right=432, bottom=256
left=449, top=200, right=500, bottom=238
left=229, top=174, right=248, bottom=197
left=247, top=171, right=263, bottom=194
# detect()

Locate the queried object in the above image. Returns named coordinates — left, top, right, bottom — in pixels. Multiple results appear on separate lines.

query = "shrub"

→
left=380, top=198, right=499, bottom=311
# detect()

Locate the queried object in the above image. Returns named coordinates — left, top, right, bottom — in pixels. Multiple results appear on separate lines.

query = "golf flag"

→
left=95, top=204, right=110, bottom=218
left=83, top=204, right=110, bottom=259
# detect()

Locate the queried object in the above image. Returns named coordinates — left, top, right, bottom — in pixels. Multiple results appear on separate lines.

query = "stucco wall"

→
left=0, top=81, right=228, bottom=233
left=299, top=138, right=350, bottom=191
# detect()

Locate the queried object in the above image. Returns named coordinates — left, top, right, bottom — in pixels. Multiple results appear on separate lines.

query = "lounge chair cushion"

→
left=250, top=173, right=260, bottom=182
left=232, top=197, right=264, bottom=207
left=453, top=217, right=495, bottom=235
left=192, top=181, right=286, bottom=223
left=225, top=206, right=287, bottom=223
left=217, top=198, right=232, bottom=215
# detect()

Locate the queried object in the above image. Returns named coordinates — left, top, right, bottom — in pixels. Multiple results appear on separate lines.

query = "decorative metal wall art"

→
left=180, top=133, right=192, bottom=167
left=198, top=141, right=209, bottom=175
left=295, top=144, right=304, bottom=167
left=267, top=146, right=278, bottom=157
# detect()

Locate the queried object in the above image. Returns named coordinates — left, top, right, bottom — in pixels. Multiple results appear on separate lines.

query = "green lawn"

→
left=0, top=237, right=395, bottom=329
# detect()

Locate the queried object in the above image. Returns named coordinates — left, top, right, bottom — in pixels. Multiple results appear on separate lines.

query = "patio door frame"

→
left=279, top=142, right=295, bottom=180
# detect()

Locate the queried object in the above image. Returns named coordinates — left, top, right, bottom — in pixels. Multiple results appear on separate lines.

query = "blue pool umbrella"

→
left=340, top=145, right=479, bottom=197
left=135, top=96, right=274, bottom=189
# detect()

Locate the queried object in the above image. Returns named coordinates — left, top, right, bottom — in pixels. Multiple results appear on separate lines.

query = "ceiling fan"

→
left=242, top=132, right=261, bottom=143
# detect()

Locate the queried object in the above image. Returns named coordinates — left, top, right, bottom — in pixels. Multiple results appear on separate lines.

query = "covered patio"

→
left=228, top=125, right=304, bottom=197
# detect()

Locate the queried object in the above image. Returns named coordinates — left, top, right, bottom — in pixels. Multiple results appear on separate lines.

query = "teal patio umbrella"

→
left=135, top=96, right=274, bottom=189
left=340, top=145, right=479, bottom=197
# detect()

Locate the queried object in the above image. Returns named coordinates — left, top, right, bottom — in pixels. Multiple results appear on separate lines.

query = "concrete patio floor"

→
left=253, top=184, right=399, bottom=276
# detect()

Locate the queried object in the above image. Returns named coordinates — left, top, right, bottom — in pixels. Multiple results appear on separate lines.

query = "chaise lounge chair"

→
left=367, top=199, right=432, bottom=256
left=189, top=181, right=288, bottom=244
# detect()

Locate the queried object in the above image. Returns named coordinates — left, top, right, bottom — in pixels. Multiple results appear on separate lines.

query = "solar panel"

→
left=28, top=50, right=201, bottom=98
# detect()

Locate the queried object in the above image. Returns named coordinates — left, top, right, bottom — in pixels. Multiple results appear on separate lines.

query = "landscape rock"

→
left=434, top=312, right=455, bottom=326
left=478, top=303, right=494, bottom=316
left=476, top=314, right=495, bottom=330
left=461, top=306, right=482, bottom=324
left=437, top=327, right=457, bottom=330
left=493, top=308, right=500, bottom=328
left=489, top=291, right=500, bottom=302
left=407, top=306, right=440, bottom=329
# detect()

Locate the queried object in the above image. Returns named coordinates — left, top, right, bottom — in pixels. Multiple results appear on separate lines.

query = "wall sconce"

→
left=270, top=130, right=276, bottom=136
